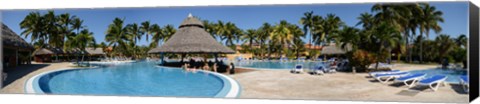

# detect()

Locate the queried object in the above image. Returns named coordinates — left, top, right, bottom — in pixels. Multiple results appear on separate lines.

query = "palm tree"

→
left=126, top=23, right=143, bottom=59
left=404, top=4, right=423, bottom=63
left=105, top=18, right=128, bottom=56
left=202, top=20, right=218, bottom=38
left=370, top=22, right=402, bottom=70
left=242, top=29, right=258, bottom=51
left=76, top=29, right=97, bottom=63
left=289, top=24, right=305, bottom=59
left=20, top=12, right=46, bottom=45
left=64, top=29, right=96, bottom=65
left=58, top=13, right=76, bottom=46
left=257, top=23, right=272, bottom=59
left=435, top=34, right=455, bottom=62
left=300, top=11, right=315, bottom=47
left=418, top=3, right=444, bottom=63
left=455, top=34, right=467, bottom=48
left=332, top=26, right=361, bottom=51
left=149, top=24, right=162, bottom=49
left=270, top=20, right=294, bottom=57
left=43, top=11, right=61, bottom=48
left=356, top=12, right=375, bottom=30
left=72, top=17, right=84, bottom=35
left=216, top=21, right=242, bottom=49
left=140, top=21, right=152, bottom=42
left=161, top=24, right=176, bottom=43
left=150, top=24, right=177, bottom=49
left=315, top=14, right=343, bottom=46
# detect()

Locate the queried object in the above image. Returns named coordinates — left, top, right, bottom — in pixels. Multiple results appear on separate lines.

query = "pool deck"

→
left=1, top=62, right=74, bottom=93
left=228, top=64, right=468, bottom=103
left=0, top=62, right=468, bottom=103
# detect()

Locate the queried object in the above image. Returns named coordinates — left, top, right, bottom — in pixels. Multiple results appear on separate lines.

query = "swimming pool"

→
left=235, top=61, right=324, bottom=70
left=408, top=69, right=467, bottom=84
left=25, top=61, right=240, bottom=98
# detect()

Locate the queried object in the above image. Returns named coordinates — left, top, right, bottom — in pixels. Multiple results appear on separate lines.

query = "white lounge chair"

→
left=394, top=73, right=427, bottom=88
left=460, top=75, right=469, bottom=93
left=415, top=75, right=448, bottom=91
left=369, top=70, right=401, bottom=77
left=290, top=64, right=303, bottom=73
left=374, top=72, right=409, bottom=83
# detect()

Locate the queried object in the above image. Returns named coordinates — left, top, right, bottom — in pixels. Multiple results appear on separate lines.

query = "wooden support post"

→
left=214, top=53, right=218, bottom=63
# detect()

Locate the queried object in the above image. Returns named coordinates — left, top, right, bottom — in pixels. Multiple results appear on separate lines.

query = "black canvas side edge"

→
left=469, top=1, right=479, bottom=102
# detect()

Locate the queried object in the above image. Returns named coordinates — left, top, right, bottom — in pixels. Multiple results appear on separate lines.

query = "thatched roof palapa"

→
left=34, top=48, right=54, bottom=55
left=148, top=14, right=235, bottom=54
left=85, top=48, right=105, bottom=55
left=2, top=23, right=34, bottom=50
left=320, top=44, right=352, bottom=55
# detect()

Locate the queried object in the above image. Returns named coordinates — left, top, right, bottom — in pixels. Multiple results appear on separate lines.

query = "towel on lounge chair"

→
left=374, top=72, right=409, bottom=83
left=415, top=75, right=448, bottom=91
left=394, top=73, right=426, bottom=87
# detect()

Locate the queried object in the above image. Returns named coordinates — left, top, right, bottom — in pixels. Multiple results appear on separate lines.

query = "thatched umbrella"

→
left=148, top=14, right=235, bottom=62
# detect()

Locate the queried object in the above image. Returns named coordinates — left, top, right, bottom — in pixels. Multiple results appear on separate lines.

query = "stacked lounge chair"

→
left=415, top=75, right=448, bottom=91
left=460, top=75, right=469, bottom=92
left=369, top=70, right=401, bottom=77
left=393, top=73, right=427, bottom=88
left=374, top=71, right=409, bottom=83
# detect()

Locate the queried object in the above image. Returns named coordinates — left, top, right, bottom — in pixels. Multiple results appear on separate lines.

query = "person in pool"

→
left=182, top=63, right=188, bottom=71
left=212, top=63, right=218, bottom=72
left=203, top=63, right=210, bottom=71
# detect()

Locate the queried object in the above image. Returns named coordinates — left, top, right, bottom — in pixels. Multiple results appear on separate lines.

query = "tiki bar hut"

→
left=148, top=14, right=235, bottom=72
left=2, top=23, right=34, bottom=69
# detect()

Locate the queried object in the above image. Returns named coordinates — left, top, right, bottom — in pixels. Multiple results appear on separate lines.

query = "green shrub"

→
left=348, top=49, right=376, bottom=72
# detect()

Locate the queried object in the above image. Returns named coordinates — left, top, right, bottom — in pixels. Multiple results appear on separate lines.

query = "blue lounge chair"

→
left=374, top=72, right=409, bottom=83
left=416, top=75, right=448, bottom=91
left=290, top=64, right=303, bottom=73
left=394, top=73, right=427, bottom=88
left=460, top=75, right=469, bottom=92
left=369, top=70, right=401, bottom=77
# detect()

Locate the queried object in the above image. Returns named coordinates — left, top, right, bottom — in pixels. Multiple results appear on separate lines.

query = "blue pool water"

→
left=235, top=61, right=324, bottom=70
left=407, top=69, right=467, bottom=84
left=37, top=61, right=225, bottom=97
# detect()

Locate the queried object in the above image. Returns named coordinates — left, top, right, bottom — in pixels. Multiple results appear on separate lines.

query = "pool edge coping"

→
left=25, top=65, right=241, bottom=98
left=24, top=66, right=99, bottom=94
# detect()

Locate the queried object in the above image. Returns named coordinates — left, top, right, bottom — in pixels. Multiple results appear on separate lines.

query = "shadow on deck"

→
left=2, top=64, right=50, bottom=87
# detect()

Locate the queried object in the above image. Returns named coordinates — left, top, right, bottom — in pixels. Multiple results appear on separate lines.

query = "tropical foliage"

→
left=18, top=3, right=466, bottom=72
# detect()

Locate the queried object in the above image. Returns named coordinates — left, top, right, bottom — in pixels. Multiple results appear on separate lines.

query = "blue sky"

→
left=1, top=2, right=469, bottom=46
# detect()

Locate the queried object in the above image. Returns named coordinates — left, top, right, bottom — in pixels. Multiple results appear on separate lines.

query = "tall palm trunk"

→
left=419, top=32, right=424, bottom=64
left=259, top=40, right=264, bottom=59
